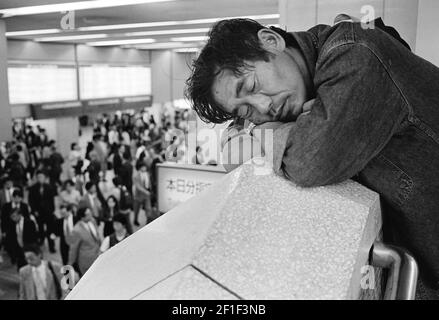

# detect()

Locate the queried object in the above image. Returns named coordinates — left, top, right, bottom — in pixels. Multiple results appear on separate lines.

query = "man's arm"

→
left=274, top=43, right=407, bottom=187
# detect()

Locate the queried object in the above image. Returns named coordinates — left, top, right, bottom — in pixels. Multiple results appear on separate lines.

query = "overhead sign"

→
left=157, top=163, right=226, bottom=213
left=30, top=95, right=152, bottom=119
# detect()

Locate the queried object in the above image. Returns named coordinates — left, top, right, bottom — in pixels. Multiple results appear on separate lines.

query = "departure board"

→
left=8, top=64, right=78, bottom=104
left=79, top=65, right=151, bottom=100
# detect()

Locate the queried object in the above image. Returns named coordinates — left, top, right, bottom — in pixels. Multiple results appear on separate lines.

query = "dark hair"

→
left=136, top=160, right=147, bottom=171
left=112, top=213, right=128, bottom=228
left=85, top=181, right=95, bottom=191
left=112, top=176, right=122, bottom=187
left=10, top=153, right=19, bottom=161
left=12, top=188, right=23, bottom=198
left=185, top=19, right=296, bottom=124
left=77, top=207, right=88, bottom=220
left=23, top=243, right=42, bottom=256
left=106, top=195, right=119, bottom=208
left=36, top=169, right=46, bottom=176
left=64, top=179, right=75, bottom=188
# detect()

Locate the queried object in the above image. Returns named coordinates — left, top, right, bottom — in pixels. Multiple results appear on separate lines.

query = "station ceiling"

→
left=0, top=0, right=279, bottom=49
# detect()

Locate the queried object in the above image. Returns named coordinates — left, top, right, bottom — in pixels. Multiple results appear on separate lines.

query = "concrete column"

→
left=0, top=19, right=12, bottom=142
left=33, top=117, right=79, bottom=157
left=416, top=0, right=439, bottom=67
left=278, top=0, right=318, bottom=31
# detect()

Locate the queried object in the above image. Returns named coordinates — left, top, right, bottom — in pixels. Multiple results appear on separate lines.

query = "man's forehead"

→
left=211, top=69, right=240, bottom=107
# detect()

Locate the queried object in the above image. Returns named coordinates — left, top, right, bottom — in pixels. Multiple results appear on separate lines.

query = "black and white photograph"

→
left=0, top=0, right=438, bottom=308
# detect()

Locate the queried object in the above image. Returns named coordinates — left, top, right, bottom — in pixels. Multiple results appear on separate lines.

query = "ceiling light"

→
left=174, top=47, right=200, bottom=53
left=125, top=42, right=194, bottom=50
left=77, top=14, right=279, bottom=32
left=170, top=36, right=208, bottom=42
left=5, top=14, right=279, bottom=37
left=0, top=0, right=174, bottom=18
left=35, top=34, right=108, bottom=42
left=86, top=38, right=156, bottom=46
left=6, top=29, right=61, bottom=37
left=124, top=28, right=209, bottom=37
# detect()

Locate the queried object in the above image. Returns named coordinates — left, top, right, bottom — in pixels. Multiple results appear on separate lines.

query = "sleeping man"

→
left=185, top=17, right=439, bottom=299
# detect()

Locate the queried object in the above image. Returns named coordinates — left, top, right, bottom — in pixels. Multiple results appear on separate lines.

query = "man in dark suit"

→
left=5, top=207, right=39, bottom=269
left=52, top=204, right=76, bottom=266
left=1, top=188, right=32, bottom=263
left=28, top=170, right=57, bottom=253
left=119, top=153, right=133, bottom=195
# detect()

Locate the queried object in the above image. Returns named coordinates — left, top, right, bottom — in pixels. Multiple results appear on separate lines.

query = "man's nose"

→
left=246, top=94, right=273, bottom=115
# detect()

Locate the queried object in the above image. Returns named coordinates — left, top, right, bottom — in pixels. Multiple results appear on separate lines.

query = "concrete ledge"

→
left=67, top=160, right=382, bottom=300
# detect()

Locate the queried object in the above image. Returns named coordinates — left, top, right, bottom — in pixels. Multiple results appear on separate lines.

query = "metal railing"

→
left=370, top=242, right=419, bottom=300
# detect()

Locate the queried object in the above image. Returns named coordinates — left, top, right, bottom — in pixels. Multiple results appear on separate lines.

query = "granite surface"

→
left=67, top=159, right=382, bottom=300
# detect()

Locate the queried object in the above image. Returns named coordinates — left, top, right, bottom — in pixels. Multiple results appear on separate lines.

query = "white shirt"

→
left=32, top=261, right=48, bottom=300
left=100, top=232, right=127, bottom=253
left=140, top=172, right=150, bottom=189
left=16, top=216, right=24, bottom=247
left=63, top=214, right=74, bottom=236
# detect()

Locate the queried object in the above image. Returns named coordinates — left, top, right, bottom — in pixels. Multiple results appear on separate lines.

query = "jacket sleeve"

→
left=273, top=43, right=407, bottom=187
left=68, top=230, right=81, bottom=267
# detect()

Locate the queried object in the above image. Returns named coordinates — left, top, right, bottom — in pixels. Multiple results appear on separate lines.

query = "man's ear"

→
left=257, top=28, right=286, bottom=53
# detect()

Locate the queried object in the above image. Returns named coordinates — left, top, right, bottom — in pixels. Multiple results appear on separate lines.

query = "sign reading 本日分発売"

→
left=157, top=163, right=226, bottom=213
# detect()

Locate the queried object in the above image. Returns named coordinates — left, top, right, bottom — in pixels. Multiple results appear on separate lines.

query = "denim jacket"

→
left=266, top=21, right=439, bottom=293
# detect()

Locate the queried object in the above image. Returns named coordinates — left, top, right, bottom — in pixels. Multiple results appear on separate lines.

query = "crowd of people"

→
left=0, top=107, right=193, bottom=299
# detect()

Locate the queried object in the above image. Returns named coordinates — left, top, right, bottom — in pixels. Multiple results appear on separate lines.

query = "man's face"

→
left=4, top=180, right=13, bottom=189
left=25, top=252, right=42, bottom=267
left=60, top=207, right=69, bottom=218
left=83, top=208, right=93, bottom=222
left=37, top=173, right=45, bottom=184
left=113, top=221, right=124, bottom=233
left=88, top=185, right=96, bottom=195
left=212, top=54, right=308, bottom=125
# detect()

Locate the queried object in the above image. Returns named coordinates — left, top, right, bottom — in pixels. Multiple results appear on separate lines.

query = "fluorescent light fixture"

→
left=78, top=14, right=279, bottom=31
left=174, top=47, right=200, bottom=53
left=5, top=13, right=278, bottom=37
left=170, top=36, right=208, bottom=42
left=6, top=29, right=61, bottom=37
left=124, top=42, right=191, bottom=50
left=0, top=0, right=174, bottom=18
left=86, top=38, right=156, bottom=46
left=124, top=27, right=209, bottom=37
left=35, top=34, right=108, bottom=42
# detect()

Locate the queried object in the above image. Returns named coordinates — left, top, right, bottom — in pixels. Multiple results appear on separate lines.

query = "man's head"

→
left=85, top=182, right=96, bottom=195
left=23, top=244, right=43, bottom=267
left=136, top=161, right=147, bottom=172
left=2, top=176, right=13, bottom=189
left=12, top=189, right=23, bottom=204
left=77, top=207, right=93, bottom=222
left=59, top=203, right=74, bottom=218
left=36, top=170, right=46, bottom=184
left=186, top=18, right=311, bottom=125
left=112, top=213, right=128, bottom=233
left=64, top=179, right=75, bottom=192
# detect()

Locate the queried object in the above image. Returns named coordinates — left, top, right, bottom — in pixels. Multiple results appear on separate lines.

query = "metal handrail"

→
left=370, top=242, right=419, bottom=300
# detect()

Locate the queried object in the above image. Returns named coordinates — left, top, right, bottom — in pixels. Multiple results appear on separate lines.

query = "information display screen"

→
left=8, top=64, right=78, bottom=104
left=79, top=65, right=151, bottom=100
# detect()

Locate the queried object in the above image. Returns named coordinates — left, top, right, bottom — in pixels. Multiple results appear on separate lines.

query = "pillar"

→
left=0, top=19, right=12, bottom=142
